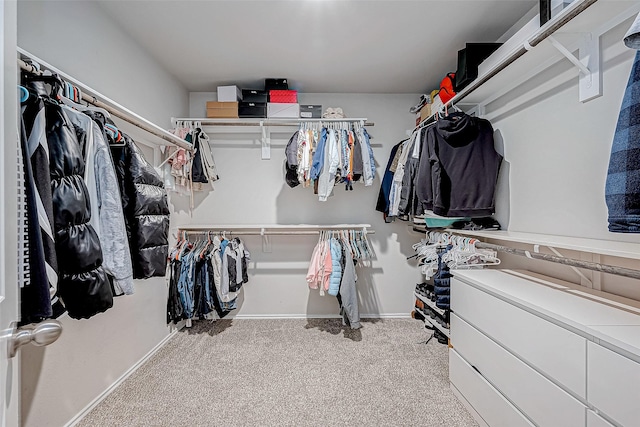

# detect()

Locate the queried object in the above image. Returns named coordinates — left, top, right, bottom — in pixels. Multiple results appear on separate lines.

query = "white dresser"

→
left=450, top=269, right=640, bottom=427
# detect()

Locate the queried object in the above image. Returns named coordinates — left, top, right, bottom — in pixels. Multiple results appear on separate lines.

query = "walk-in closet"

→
left=3, top=1, right=640, bottom=426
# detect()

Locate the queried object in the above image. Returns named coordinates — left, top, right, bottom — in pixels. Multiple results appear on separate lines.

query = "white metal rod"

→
left=181, top=230, right=376, bottom=236
left=17, top=50, right=193, bottom=152
left=179, top=225, right=375, bottom=236
left=172, top=118, right=374, bottom=127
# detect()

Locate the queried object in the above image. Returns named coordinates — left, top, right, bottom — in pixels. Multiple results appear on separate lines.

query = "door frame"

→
left=1, top=0, right=21, bottom=426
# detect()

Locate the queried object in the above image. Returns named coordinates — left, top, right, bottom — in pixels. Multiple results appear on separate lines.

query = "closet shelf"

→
left=414, top=306, right=450, bottom=338
left=446, top=229, right=640, bottom=261
left=414, top=291, right=447, bottom=317
left=420, top=0, right=640, bottom=125
left=17, top=48, right=193, bottom=152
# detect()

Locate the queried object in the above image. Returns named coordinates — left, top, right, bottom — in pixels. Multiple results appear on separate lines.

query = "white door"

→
left=0, top=1, right=21, bottom=426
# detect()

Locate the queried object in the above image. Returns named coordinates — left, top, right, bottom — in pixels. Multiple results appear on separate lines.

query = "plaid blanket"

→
left=606, top=51, right=640, bottom=232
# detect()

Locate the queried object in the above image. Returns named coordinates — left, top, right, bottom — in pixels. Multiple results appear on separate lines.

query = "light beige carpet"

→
left=77, top=318, right=477, bottom=427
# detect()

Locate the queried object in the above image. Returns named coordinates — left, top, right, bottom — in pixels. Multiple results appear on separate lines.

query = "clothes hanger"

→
left=22, top=71, right=64, bottom=97
left=18, top=85, right=29, bottom=103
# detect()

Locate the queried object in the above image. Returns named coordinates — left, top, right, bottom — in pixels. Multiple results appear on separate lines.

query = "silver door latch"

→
left=8, top=320, right=62, bottom=358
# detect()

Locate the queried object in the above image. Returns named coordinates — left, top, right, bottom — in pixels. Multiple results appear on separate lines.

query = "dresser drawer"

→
left=452, top=278, right=587, bottom=397
left=450, top=349, right=534, bottom=427
left=451, top=314, right=586, bottom=427
left=588, top=341, right=640, bottom=427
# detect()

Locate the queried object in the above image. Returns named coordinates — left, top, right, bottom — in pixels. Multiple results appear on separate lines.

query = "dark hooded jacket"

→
left=110, top=133, right=170, bottom=279
left=416, top=112, right=502, bottom=217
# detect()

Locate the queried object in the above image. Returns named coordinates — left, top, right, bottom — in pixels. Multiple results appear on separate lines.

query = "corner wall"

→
left=17, top=2, right=189, bottom=426
left=177, top=92, right=425, bottom=318
left=485, top=16, right=640, bottom=298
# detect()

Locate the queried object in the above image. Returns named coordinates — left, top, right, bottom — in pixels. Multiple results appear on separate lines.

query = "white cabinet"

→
left=450, top=270, right=640, bottom=427
left=449, top=349, right=534, bottom=427
left=587, top=342, right=640, bottom=427
left=452, top=278, right=587, bottom=397
left=452, top=314, right=586, bottom=427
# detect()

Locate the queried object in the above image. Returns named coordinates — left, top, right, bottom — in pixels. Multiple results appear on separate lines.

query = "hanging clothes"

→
left=20, top=90, right=63, bottom=319
left=109, top=130, right=170, bottom=279
left=167, top=234, right=250, bottom=324
left=388, top=134, right=416, bottom=219
left=306, top=230, right=372, bottom=329
left=376, top=141, right=403, bottom=221
left=285, top=122, right=376, bottom=201
left=65, top=108, right=134, bottom=295
left=416, top=112, right=502, bottom=217
left=22, top=78, right=113, bottom=319
left=19, top=105, right=53, bottom=323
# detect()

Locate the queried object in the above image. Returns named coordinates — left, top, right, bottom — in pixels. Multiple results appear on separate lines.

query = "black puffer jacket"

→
left=110, top=134, right=170, bottom=278
left=44, top=100, right=114, bottom=319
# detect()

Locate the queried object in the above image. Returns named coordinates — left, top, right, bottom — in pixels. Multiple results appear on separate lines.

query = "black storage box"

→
left=242, top=89, right=268, bottom=103
left=239, top=101, right=267, bottom=118
left=300, top=105, right=322, bottom=119
left=455, top=43, right=502, bottom=91
left=265, top=78, right=289, bottom=91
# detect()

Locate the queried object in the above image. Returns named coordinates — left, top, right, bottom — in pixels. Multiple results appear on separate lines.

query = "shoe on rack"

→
left=433, top=329, right=448, bottom=345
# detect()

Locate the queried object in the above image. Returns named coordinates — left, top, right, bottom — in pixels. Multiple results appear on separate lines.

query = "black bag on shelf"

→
left=455, top=43, right=502, bottom=91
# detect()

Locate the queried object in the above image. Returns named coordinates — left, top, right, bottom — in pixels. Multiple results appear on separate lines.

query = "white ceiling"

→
left=97, top=0, right=537, bottom=94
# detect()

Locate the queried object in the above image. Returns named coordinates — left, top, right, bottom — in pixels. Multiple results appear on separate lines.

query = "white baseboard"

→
left=64, top=330, right=178, bottom=427
left=232, top=313, right=411, bottom=320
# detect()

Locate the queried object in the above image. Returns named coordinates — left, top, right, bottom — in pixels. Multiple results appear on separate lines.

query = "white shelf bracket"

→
left=548, top=34, right=601, bottom=102
left=260, top=228, right=272, bottom=253
left=544, top=245, right=593, bottom=287
left=260, top=121, right=271, bottom=160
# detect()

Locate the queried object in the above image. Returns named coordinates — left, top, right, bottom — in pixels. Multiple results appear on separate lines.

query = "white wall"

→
left=484, top=15, right=640, bottom=298
left=17, top=1, right=187, bottom=128
left=17, top=2, right=189, bottom=427
left=178, top=92, right=424, bottom=318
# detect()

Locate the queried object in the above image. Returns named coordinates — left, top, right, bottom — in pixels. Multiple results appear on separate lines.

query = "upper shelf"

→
left=447, top=229, right=640, bottom=260
left=421, top=0, right=640, bottom=125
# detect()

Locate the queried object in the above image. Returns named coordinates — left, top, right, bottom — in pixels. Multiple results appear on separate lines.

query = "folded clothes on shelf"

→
left=450, top=217, right=501, bottom=231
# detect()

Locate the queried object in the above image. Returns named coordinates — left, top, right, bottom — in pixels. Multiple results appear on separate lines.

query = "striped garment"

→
left=605, top=50, right=640, bottom=233
left=21, top=94, right=63, bottom=319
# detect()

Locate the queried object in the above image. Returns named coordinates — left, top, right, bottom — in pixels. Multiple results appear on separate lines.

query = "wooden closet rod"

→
left=17, top=53, right=193, bottom=152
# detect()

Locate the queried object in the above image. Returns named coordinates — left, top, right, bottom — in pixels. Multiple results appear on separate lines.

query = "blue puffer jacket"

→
left=328, top=238, right=342, bottom=296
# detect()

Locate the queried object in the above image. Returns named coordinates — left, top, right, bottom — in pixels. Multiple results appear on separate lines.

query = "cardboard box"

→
left=300, top=105, right=322, bottom=119
left=267, top=103, right=300, bottom=118
left=420, top=103, right=431, bottom=123
left=217, top=85, right=242, bottom=102
left=206, top=101, right=238, bottom=118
